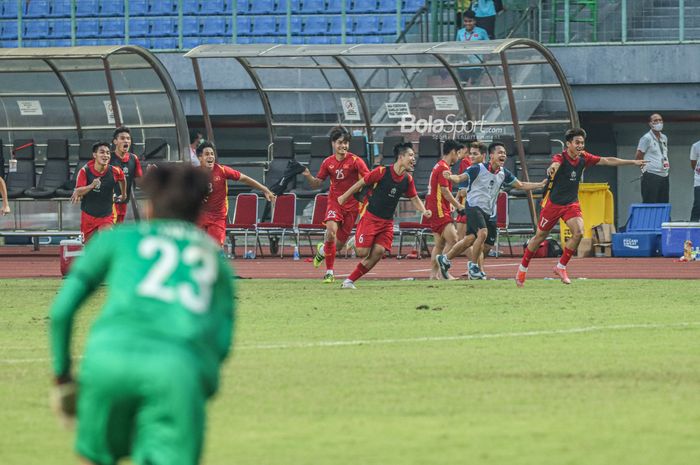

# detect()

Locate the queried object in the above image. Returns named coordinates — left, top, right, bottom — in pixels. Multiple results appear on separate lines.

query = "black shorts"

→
left=465, top=206, right=497, bottom=246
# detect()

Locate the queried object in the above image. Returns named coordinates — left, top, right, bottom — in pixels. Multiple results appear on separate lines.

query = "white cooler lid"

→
left=661, top=222, right=700, bottom=228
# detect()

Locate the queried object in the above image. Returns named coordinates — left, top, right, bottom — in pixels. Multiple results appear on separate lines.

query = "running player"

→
left=426, top=139, right=463, bottom=280
left=110, top=126, right=143, bottom=223
left=197, top=141, right=275, bottom=247
left=516, top=128, right=646, bottom=286
left=71, top=142, right=126, bottom=242
left=437, top=142, right=546, bottom=279
left=50, top=163, right=234, bottom=465
left=336, top=142, right=432, bottom=289
left=456, top=141, right=487, bottom=274
left=302, top=126, right=369, bottom=283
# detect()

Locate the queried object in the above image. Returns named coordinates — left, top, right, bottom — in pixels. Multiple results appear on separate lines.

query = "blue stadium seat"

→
left=148, top=0, right=176, bottom=15
left=351, top=16, right=380, bottom=35
left=203, top=17, right=226, bottom=36
left=23, top=39, right=51, bottom=47
left=200, top=0, right=226, bottom=14
left=378, top=15, right=405, bottom=35
left=287, top=0, right=303, bottom=14
left=129, top=0, right=149, bottom=16
left=76, top=38, right=100, bottom=45
left=100, top=19, right=125, bottom=38
left=49, top=0, right=73, bottom=18
left=227, top=17, right=252, bottom=36
left=76, top=0, right=99, bottom=17
left=182, top=17, right=200, bottom=36
left=327, top=16, right=355, bottom=34
left=24, top=20, right=49, bottom=39
left=0, top=21, right=18, bottom=39
left=252, top=16, right=278, bottom=36
left=151, top=37, right=178, bottom=49
left=151, top=18, right=176, bottom=37
left=306, top=36, right=333, bottom=44
left=301, top=0, right=325, bottom=13
left=403, top=0, right=424, bottom=13
left=100, top=0, right=125, bottom=16
left=248, top=0, right=277, bottom=15
left=277, top=16, right=302, bottom=35
left=303, top=16, right=329, bottom=35
left=25, top=0, right=50, bottom=18
left=351, top=0, right=377, bottom=13
left=182, top=37, right=201, bottom=49
left=129, top=18, right=149, bottom=37
left=128, top=37, right=150, bottom=48
left=377, top=0, right=397, bottom=13
left=226, top=0, right=247, bottom=15
left=0, top=1, right=18, bottom=18
left=48, top=38, right=72, bottom=46
left=48, top=19, right=71, bottom=38
left=76, top=19, right=99, bottom=38
left=182, top=0, right=200, bottom=14
left=326, top=0, right=343, bottom=14
left=0, top=39, right=18, bottom=47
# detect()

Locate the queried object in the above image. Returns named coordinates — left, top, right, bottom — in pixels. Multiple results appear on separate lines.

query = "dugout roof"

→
left=0, top=46, right=187, bottom=162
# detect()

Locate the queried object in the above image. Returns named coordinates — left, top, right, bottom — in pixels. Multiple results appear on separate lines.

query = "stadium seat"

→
left=523, top=132, right=552, bottom=184
left=227, top=16, right=252, bottom=36
left=381, top=135, right=405, bottom=165
left=75, top=38, right=100, bottom=46
left=203, top=17, right=226, bottom=36
left=76, top=0, right=99, bottom=17
left=6, top=140, right=36, bottom=199
left=182, top=37, right=201, bottom=49
left=248, top=0, right=277, bottom=15
left=276, top=16, right=303, bottom=35
left=397, top=212, right=430, bottom=258
left=378, top=15, right=406, bottom=35
left=303, top=16, right=329, bottom=35
left=326, top=0, right=343, bottom=14
left=129, top=18, right=149, bottom=37
left=413, top=136, right=441, bottom=196
left=151, top=37, right=178, bottom=49
left=403, top=0, right=425, bottom=13
left=200, top=0, right=226, bottom=14
left=142, top=138, right=168, bottom=161
left=252, top=17, right=278, bottom=36
left=351, top=16, right=380, bottom=35
left=151, top=18, right=176, bottom=37
left=0, top=21, right=18, bottom=39
left=296, top=193, right=328, bottom=254
left=55, top=140, right=96, bottom=198
left=327, top=16, right=354, bottom=34
left=256, top=193, right=297, bottom=258
left=349, top=136, right=368, bottom=161
left=100, top=0, right=124, bottom=16
left=494, top=191, right=517, bottom=257
left=0, top=0, right=18, bottom=18
left=305, top=35, right=332, bottom=44
left=24, top=20, right=49, bottom=39
left=351, top=0, right=377, bottom=13
left=301, top=0, right=325, bottom=13
left=48, top=38, right=71, bottom=46
left=48, top=20, right=71, bottom=38
left=377, top=0, right=397, bottom=13
left=182, top=0, right=199, bottom=14
left=182, top=17, right=200, bottom=36
left=48, top=0, right=72, bottom=18
left=129, top=0, right=149, bottom=16
left=227, top=193, right=260, bottom=258
left=128, top=37, right=150, bottom=48
left=0, top=40, right=18, bottom=47
left=25, top=0, right=50, bottom=18
left=100, top=19, right=126, bottom=38
left=24, top=139, right=70, bottom=199
left=148, top=0, right=176, bottom=15
left=76, top=19, right=99, bottom=38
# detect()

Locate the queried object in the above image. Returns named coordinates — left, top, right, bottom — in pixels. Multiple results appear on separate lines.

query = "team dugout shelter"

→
left=186, top=39, right=578, bottom=225
left=0, top=45, right=187, bottom=240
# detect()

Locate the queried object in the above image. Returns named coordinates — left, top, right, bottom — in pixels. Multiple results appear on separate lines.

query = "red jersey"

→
left=458, top=157, right=472, bottom=174
left=425, top=160, right=453, bottom=219
left=317, top=152, right=369, bottom=208
left=200, top=163, right=241, bottom=221
left=75, top=160, right=125, bottom=188
left=548, top=151, right=601, bottom=206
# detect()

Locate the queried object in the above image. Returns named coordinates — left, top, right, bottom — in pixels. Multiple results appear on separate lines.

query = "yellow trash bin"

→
left=560, top=183, right=614, bottom=242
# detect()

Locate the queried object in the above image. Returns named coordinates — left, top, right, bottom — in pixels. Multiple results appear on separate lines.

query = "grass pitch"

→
left=1, top=278, right=699, bottom=465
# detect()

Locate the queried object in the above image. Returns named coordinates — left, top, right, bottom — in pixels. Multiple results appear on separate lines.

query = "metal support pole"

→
left=191, top=58, right=214, bottom=143
left=341, top=0, right=347, bottom=44
left=177, top=0, right=183, bottom=49
left=564, top=0, right=570, bottom=44
left=679, top=0, right=685, bottom=42
left=621, top=0, right=627, bottom=43
left=103, top=59, right=122, bottom=128
left=286, top=0, right=292, bottom=44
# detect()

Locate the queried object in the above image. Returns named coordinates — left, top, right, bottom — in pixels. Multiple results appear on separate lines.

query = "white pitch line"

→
left=4, top=322, right=698, bottom=364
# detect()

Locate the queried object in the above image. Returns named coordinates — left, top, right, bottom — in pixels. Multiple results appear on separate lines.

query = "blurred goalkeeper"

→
left=49, top=163, right=235, bottom=465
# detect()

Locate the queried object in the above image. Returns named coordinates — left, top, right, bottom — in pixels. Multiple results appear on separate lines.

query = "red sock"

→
left=324, top=240, right=336, bottom=271
left=521, top=247, right=535, bottom=268
left=559, top=247, right=576, bottom=267
left=348, top=263, right=369, bottom=282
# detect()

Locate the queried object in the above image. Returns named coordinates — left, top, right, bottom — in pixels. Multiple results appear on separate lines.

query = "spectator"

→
left=689, top=139, right=700, bottom=221
left=189, top=129, right=204, bottom=167
left=636, top=113, right=670, bottom=203
left=469, top=0, right=503, bottom=40
left=456, top=9, right=490, bottom=42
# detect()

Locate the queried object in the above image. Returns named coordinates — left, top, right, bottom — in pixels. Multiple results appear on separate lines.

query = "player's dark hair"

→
left=463, top=9, right=476, bottom=20
left=189, top=129, right=202, bottom=144
left=393, top=142, right=413, bottom=160
left=196, top=140, right=215, bottom=157
left=565, top=127, right=587, bottom=142
left=469, top=141, right=488, bottom=154
left=329, top=126, right=351, bottom=143
left=112, top=126, right=130, bottom=140
left=143, top=164, right=209, bottom=223
left=442, top=139, right=461, bottom=155
left=488, top=142, right=506, bottom=155
left=92, top=141, right=110, bottom=154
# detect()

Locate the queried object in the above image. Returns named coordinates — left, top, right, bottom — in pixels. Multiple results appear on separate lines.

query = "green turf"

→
left=1, top=278, right=699, bottom=465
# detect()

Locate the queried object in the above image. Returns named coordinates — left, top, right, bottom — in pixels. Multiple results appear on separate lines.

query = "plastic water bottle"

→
left=293, top=245, right=300, bottom=261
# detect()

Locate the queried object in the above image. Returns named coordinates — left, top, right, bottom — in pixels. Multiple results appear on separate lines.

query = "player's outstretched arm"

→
left=598, top=157, right=647, bottom=168
left=239, top=173, right=276, bottom=203
left=302, top=168, right=323, bottom=189
left=410, top=196, right=432, bottom=218
left=512, top=178, right=547, bottom=191
left=338, top=178, right=366, bottom=205
left=442, top=170, right=467, bottom=184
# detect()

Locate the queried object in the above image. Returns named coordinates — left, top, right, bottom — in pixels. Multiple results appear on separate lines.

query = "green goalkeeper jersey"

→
left=50, top=220, right=235, bottom=397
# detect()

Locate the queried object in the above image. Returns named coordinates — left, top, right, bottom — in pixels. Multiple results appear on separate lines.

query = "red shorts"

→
left=114, top=202, right=127, bottom=219
left=324, top=199, right=359, bottom=244
left=538, top=200, right=582, bottom=231
left=81, top=211, right=115, bottom=243
left=198, top=218, right=226, bottom=246
left=354, top=212, right=394, bottom=251
left=115, top=213, right=126, bottom=224
left=456, top=214, right=466, bottom=224
left=430, top=215, right=454, bottom=235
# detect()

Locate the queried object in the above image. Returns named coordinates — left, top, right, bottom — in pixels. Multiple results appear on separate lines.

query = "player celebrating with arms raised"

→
left=516, top=128, right=646, bottom=287
left=302, top=126, right=369, bottom=283
left=197, top=141, right=275, bottom=247
left=336, top=142, right=431, bottom=289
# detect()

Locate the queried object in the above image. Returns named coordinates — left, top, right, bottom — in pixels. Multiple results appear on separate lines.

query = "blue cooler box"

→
left=661, top=222, right=700, bottom=257
left=612, top=232, right=660, bottom=257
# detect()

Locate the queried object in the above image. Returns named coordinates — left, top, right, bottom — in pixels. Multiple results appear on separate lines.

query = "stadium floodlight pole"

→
left=499, top=50, right=538, bottom=228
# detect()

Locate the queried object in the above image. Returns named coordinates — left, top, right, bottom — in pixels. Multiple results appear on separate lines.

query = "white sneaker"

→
left=341, top=279, right=356, bottom=289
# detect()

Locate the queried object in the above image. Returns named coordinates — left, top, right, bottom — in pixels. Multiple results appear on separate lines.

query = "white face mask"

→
left=651, top=123, right=663, bottom=132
